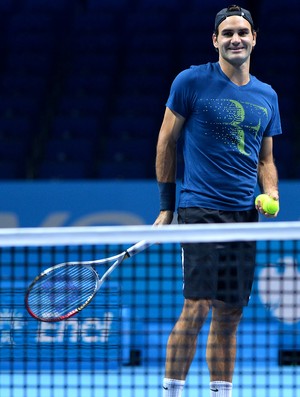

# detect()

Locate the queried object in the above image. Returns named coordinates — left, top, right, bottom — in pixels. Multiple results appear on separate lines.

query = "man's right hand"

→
left=153, top=210, right=174, bottom=226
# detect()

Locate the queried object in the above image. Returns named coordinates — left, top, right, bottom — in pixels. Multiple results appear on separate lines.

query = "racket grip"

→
left=126, top=240, right=151, bottom=257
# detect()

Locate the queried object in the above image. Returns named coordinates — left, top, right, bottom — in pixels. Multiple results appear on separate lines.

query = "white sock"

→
left=163, top=378, right=185, bottom=397
left=210, top=381, right=232, bottom=397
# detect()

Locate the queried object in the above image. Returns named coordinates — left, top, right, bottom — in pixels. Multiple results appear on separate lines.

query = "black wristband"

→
left=158, top=182, right=176, bottom=212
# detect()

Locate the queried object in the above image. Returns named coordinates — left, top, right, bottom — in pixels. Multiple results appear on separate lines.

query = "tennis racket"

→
left=25, top=240, right=151, bottom=322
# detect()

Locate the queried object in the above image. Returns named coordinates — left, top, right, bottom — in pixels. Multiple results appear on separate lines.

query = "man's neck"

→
left=218, top=59, right=250, bottom=86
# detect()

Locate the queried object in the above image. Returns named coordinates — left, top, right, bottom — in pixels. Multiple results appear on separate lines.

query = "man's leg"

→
left=206, top=302, right=243, bottom=396
left=163, top=298, right=211, bottom=396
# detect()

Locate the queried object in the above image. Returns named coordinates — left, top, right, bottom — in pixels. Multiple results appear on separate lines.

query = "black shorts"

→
left=178, top=207, right=258, bottom=306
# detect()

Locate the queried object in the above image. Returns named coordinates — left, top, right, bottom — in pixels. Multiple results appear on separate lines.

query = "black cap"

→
left=214, top=5, right=254, bottom=32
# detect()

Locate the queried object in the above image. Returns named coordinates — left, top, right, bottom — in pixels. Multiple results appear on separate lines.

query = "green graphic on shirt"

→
left=228, top=100, right=249, bottom=155
left=199, top=99, right=268, bottom=156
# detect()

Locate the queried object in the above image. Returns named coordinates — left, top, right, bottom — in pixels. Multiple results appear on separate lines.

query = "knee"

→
left=211, top=305, right=243, bottom=334
left=184, top=298, right=211, bottom=315
left=181, top=299, right=211, bottom=327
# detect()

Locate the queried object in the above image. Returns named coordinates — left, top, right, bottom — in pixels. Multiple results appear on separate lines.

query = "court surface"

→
left=1, top=365, right=299, bottom=397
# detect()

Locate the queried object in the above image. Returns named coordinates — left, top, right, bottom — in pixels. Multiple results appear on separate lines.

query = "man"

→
left=154, top=5, right=281, bottom=397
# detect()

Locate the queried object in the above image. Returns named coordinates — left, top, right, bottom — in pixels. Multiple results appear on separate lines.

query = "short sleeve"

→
left=166, top=68, right=197, bottom=118
left=264, top=90, right=282, bottom=137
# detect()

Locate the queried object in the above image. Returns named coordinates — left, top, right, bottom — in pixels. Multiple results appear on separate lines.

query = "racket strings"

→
left=27, top=265, right=98, bottom=319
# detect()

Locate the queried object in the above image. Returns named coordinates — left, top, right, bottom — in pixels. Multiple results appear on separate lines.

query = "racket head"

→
left=25, top=263, right=101, bottom=322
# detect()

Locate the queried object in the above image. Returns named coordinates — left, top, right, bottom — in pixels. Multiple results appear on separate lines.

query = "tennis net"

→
left=1, top=222, right=300, bottom=397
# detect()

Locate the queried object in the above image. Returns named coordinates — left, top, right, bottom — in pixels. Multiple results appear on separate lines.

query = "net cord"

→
left=0, top=221, right=299, bottom=246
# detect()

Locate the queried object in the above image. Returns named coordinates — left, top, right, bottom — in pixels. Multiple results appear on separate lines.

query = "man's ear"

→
left=212, top=33, right=218, bottom=49
left=252, top=31, right=257, bottom=47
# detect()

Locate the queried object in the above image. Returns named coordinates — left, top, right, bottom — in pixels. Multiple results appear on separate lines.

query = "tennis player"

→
left=154, top=5, right=281, bottom=397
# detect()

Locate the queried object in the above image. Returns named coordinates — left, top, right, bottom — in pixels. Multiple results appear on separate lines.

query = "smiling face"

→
left=212, top=15, right=257, bottom=68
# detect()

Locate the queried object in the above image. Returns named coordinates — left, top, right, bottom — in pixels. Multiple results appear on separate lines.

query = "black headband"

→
left=215, top=5, right=254, bottom=31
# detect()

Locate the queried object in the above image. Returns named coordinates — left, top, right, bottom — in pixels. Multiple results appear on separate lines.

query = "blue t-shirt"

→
left=166, top=62, right=282, bottom=210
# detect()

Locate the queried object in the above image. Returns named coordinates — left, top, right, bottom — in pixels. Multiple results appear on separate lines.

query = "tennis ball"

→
left=263, top=197, right=279, bottom=215
left=255, top=194, right=269, bottom=206
left=255, top=194, right=279, bottom=215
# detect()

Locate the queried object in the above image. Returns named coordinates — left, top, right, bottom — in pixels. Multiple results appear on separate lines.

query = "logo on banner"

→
left=0, top=311, right=114, bottom=344
left=0, top=310, right=23, bottom=344
left=258, top=256, right=300, bottom=324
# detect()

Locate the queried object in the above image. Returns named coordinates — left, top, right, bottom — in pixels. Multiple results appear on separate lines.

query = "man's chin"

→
left=225, top=54, right=248, bottom=66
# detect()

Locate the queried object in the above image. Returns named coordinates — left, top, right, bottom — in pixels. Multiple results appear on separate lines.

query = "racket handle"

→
left=125, top=240, right=151, bottom=258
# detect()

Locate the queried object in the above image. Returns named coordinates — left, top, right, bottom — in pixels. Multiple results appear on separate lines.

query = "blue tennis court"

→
left=1, top=366, right=299, bottom=397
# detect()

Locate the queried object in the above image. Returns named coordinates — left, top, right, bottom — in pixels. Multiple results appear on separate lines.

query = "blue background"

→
left=0, top=180, right=300, bottom=228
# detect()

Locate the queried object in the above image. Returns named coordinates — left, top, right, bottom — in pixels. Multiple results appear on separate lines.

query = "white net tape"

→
left=1, top=221, right=300, bottom=246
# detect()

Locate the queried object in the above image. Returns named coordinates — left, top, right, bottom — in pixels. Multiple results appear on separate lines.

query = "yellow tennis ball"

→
left=255, top=194, right=269, bottom=206
left=263, top=197, right=279, bottom=215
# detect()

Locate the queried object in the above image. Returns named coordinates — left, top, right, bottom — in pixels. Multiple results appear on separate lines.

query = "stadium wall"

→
left=0, top=180, right=299, bottom=228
